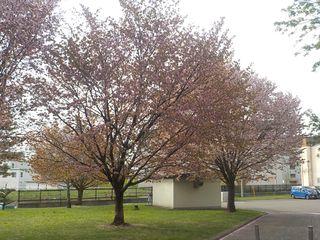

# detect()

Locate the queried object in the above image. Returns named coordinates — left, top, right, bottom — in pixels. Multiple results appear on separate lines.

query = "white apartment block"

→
left=0, top=161, right=55, bottom=190
left=247, top=156, right=301, bottom=185
left=301, top=136, right=320, bottom=186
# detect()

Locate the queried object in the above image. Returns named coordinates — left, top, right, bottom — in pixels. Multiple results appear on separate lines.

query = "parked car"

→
left=290, top=186, right=318, bottom=199
left=310, top=186, right=320, bottom=198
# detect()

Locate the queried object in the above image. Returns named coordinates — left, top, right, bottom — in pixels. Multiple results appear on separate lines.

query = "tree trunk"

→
left=227, top=182, right=236, bottom=212
left=66, top=182, right=71, bottom=208
left=77, top=188, right=84, bottom=205
left=112, top=189, right=125, bottom=226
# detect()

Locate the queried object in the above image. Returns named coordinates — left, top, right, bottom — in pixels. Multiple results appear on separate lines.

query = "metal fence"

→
left=221, top=184, right=297, bottom=197
left=16, top=187, right=152, bottom=208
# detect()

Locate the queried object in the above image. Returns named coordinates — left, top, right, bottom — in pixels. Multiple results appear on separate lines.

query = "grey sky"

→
left=62, top=0, right=320, bottom=114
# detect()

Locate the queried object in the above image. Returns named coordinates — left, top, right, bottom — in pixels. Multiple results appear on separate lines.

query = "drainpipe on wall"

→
left=309, top=146, right=313, bottom=186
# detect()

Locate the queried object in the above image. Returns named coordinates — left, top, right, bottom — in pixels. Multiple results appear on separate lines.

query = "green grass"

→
left=0, top=205, right=262, bottom=240
left=236, top=194, right=290, bottom=201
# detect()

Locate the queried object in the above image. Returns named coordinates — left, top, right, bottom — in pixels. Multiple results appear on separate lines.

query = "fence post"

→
left=17, top=190, right=20, bottom=204
left=136, top=188, right=138, bottom=199
left=254, top=225, right=260, bottom=240
left=308, top=226, right=313, bottom=240
left=59, top=190, right=62, bottom=207
left=39, top=189, right=42, bottom=204
left=95, top=188, right=97, bottom=200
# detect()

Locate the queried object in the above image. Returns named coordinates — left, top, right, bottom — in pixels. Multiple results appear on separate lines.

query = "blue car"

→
left=291, top=186, right=318, bottom=199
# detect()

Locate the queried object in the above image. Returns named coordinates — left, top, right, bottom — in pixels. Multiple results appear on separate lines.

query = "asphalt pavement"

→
left=220, top=199, right=320, bottom=240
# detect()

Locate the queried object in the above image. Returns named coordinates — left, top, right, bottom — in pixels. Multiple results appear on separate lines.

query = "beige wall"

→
left=173, top=180, right=221, bottom=209
left=152, top=179, right=221, bottom=209
left=301, top=147, right=311, bottom=186
left=301, top=144, right=320, bottom=186
left=152, top=179, right=174, bottom=208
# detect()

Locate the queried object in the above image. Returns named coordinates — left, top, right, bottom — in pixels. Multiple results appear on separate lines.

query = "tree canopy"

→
left=0, top=0, right=58, bottom=175
left=29, top=125, right=102, bottom=206
left=275, top=0, right=320, bottom=71
left=27, top=0, right=236, bottom=225
left=192, top=73, right=302, bottom=212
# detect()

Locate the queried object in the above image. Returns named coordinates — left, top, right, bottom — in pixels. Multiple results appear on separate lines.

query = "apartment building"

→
left=0, top=161, right=55, bottom=190
left=247, top=156, right=301, bottom=185
left=301, top=136, right=320, bottom=186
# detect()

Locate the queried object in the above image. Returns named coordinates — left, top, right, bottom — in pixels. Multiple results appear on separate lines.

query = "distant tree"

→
left=0, top=107, right=21, bottom=175
left=0, top=189, right=15, bottom=210
left=27, top=0, right=233, bottom=225
left=190, top=70, right=303, bottom=212
left=275, top=1, right=320, bottom=70
left=0, top=0, right=59, bottom=174
left=29, top=126, right=102, bottom=207
left=306, top=110, right=320, bottom=134
left=0, top=164, right=9, bottom=177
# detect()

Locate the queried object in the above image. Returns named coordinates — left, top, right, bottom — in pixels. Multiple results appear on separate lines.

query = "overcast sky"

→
left=62, top=0, right=320, bottom=114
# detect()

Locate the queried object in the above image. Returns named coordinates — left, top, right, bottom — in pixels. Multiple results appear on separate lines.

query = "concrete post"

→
left=308, top=226, right=313, bottom=240
left=254, top=225, right=260, bottom=240
left=240, top=180, right=244, bottom=198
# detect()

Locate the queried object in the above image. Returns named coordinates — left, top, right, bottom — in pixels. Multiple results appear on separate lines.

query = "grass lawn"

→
left=236, top=194, right=290, bottom=201
left=0, top=205, right=262, bottom=240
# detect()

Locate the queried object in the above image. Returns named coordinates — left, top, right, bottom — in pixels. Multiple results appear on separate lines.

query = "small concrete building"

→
left=152, top=178, right=221, bottom=209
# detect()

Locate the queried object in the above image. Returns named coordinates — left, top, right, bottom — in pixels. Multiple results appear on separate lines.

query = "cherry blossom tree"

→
left=0, top=0, right=58, bottom=175
left=191, top=70, right=303, bottom=212
left=28, top=0, right=233, bottom=225
left=29, top=126, right=102, bottom=207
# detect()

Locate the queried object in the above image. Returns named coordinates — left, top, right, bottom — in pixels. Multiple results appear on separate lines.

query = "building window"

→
left=11, top=163, right=14, bottom=169
left=290, top=174, right=296, bottom=178
left=11, top=172, right=16, bottom=178
left=20, top=172, right=23, bottom=178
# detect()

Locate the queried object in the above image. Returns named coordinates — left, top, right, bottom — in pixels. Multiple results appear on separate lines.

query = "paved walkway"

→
left=221, top=199, right=320, bottom=240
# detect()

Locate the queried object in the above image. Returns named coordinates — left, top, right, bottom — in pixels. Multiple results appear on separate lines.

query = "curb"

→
left=212, top=212, right=268, bottom=240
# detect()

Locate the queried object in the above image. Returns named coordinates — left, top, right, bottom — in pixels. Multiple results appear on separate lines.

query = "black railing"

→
left=221, top=184, right=298, bottom=196
left=16, top=187, right=152, bottom=207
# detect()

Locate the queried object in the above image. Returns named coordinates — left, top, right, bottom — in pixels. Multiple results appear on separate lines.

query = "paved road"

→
left=232, top=198, right=320, bottom=214
left=221, top=199, right=320, bottom=240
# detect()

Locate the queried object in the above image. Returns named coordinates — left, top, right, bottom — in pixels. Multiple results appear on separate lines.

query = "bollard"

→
left=254, top=225, right=260, bottom=240
left=308, top=226, right=313, bottom=240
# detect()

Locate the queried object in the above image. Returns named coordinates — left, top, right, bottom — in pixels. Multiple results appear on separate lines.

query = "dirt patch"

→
left=98, top=223, right=148, bottom=229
